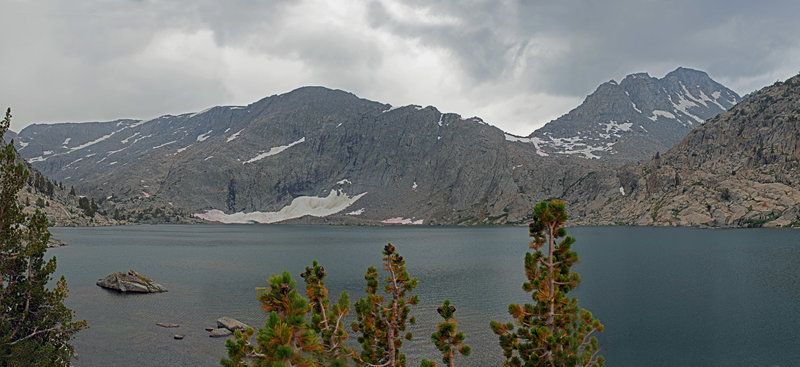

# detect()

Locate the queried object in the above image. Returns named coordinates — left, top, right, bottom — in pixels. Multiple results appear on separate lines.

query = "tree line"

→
left=222, top=199, right=604, bottom=367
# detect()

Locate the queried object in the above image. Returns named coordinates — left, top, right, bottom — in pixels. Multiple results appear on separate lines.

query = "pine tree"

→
left=0, top=108, right=86, bottom=365
left=351, top=243, right=419, bottom=367
left=490, top=199, right=603, bottom=367
left=421, top=299, right=471, bottom=367
left=222, top=262, right=351, bottom=367
left=242, top=271, right=321, bottom=366
left=300, top=261, right=351, bottom=365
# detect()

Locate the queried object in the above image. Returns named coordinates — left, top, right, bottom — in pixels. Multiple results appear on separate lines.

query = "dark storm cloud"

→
left=1, top=0, right=799, bottom=135
left=365, top=0, right=800, bottom=96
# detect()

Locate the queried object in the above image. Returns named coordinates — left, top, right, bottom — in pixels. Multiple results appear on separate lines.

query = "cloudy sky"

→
left=2, top=0, right=799, bottom=135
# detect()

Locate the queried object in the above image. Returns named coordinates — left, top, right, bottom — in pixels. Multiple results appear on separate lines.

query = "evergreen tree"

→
left=222, top=263, right=350, bottom=367
left=490, top=199, right=603, bottom=367
left=300, top=261, right=351, bottom=364
left=0, top=108, right=86, bottom=365
left=421, top=299, right=471, bottom=367
left=351, top=243, right=419, bottom=367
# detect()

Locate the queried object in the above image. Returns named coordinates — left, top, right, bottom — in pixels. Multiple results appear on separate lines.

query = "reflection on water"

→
left=49, top=224, right=800, bottom=367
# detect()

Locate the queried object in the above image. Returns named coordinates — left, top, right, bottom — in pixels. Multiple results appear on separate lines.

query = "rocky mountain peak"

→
left=527, top=67, right=741, bottom=162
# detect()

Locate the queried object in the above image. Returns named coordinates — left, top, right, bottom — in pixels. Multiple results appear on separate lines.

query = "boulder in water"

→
left=216, top=316, right=248, bottom=331
left=96, top=270, right=167, bottom=293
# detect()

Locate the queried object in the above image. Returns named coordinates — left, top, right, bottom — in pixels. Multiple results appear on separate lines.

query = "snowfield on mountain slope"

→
left=193, top=189, right=366, bottom=224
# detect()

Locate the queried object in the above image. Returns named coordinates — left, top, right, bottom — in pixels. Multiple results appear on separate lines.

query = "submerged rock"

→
left=208, top=328, right=232, bottom=338
left=96, top=270, right=167, bottom=293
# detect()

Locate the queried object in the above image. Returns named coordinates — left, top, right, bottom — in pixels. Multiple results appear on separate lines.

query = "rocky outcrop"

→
left=96, top=270, right=167, bottom=293
left=569, top=73, right=800, bottom=228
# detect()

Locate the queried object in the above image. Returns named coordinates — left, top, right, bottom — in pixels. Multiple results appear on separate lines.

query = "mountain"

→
left=519, top=67, right=740, bottom=162
left=567, top=73, right=800, bottom=227
left=0, top=132, right=118, bottom=227
left=15, top=87, right=597, bottom=225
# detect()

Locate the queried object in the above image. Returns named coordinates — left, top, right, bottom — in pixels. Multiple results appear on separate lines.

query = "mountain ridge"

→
left=13, top=67, right=752, bottom=226
left=525, top=67, right=740, bottom=162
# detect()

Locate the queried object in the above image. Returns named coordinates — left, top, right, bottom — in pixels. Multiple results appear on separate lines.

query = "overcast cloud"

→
left=2, top=0, right=799, bottom=135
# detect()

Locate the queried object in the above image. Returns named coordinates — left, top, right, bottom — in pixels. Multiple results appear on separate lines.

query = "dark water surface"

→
left=48, top=225, right=800, bottom=366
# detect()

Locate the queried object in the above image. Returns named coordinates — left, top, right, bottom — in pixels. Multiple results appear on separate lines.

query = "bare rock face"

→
left=96, top=270, right=167, bottom=293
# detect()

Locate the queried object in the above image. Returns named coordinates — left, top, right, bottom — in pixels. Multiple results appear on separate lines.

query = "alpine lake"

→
left=47, top=224, right=800, bottom=366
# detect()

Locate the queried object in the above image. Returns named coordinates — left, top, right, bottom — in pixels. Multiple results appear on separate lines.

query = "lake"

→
left=48, top=225, right=800, bottom=366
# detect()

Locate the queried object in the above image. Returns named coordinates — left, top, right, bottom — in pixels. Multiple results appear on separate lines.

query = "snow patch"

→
left=671, top=93, right=704, bottom=125
left=336, top=123, right=342, bottom=128
left=542, top=135, right=609, bottom=159
left=193, top=190, right=367, bottom=224
left=649, top=110, right=676, bottom=121
left=153, top=140, right=177, bottom=149
left=227, top=129, right=244, bottom=142
left=141, top=192, right=150, bottom=198
left=62, top=138, right=71, bottom=146
left=381, top=217, right=424, bottom=225
left=196, top=130, right=213, bottom=142
left=346, top=208, right=365, bottom=216
left=243, top=137, right=305, bottom=164
left=619, top=186, right=625, bottom=196
left=337, top=179, right=351, bottom=185
left=121, top=132, right=140, bottom=144
left=132, top=134, right=152, bottom=144
left=17, top=141, right=28, bottom=149
left=601, top=120, right=632, bottom=135
left=176, top=145, right=191, bottom=153
left=505, top=134, right=550, bottom=157
left=69, top=131, right=117, bottom=152
left=412, top=182, right=418, bottom=191
left=698, top=89, right=727, bottom=110
left=189, top=107, right=212, bottom=118
left=204, top=156, right=214, bottom=161
left=382, top=105, right=402, bottom=113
